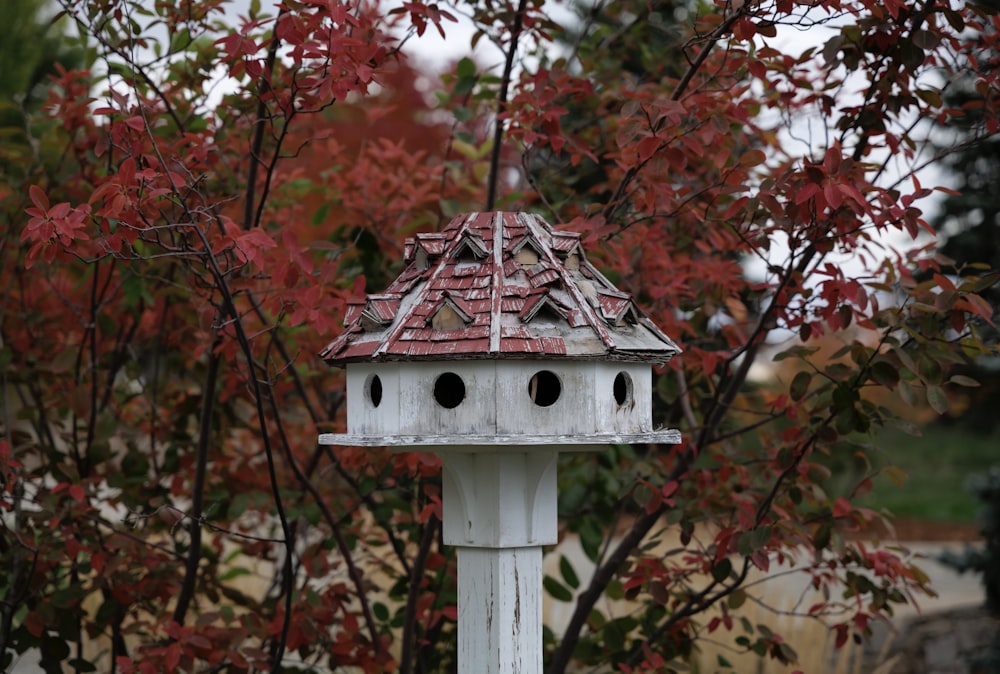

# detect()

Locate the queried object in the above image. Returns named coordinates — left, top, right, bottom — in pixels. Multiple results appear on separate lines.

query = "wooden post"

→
left=458, top=546, right=542, bottom=674
left=439, top=450, right=557, bottom=674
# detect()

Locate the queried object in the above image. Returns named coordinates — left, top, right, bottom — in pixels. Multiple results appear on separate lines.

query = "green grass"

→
left=829, top=425, right=999, bottom=523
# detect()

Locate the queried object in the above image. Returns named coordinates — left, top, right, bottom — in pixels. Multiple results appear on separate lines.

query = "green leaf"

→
left=813, top=522, right=831, bottom=549
left=587, top=608, right=606, bottom=629
left=559, top=555, right=579, bottom=590
left=898, top=380, right=917, bottom=407
left=711, top=558, right=732, bottom=582
left=122, top=269, right=153, bottom=308
left=777, top=641, right=798, bottom=664
left=41, top=634, right=71, bottom=672
left=915, top=88, right=942, bottom=108
left=750, top=525, right=772, bottom=551
left=870, top=360, right=900, bottom=388
left=219, top=567, right=251, bottom=582
left=578, top=518, right=603, bottom=561
left=836, top=405, right=864, bottom=435
left=926, top=385, right=948, bottom=414
left=918, top=355, right=944, bottom=384
left=832, top=383, right=858, bottom=410
left=456, top=57, right=476, bottom=79
left=606, top=579, right=624, bottom=601
left=543, top=575, right=573, bottom=602
left=311, top=202, right=330, bottom=226
left=790, top=370, right=811, bottom=401
left=169, top=28, right=193, bottom=54
left=772, top=346, right=820, bottom=362
left=948, top=375, right=980, bottom=387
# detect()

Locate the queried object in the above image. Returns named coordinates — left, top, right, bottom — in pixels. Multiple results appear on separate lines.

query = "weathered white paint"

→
left=593, top=362, right=653, bottom=433
left=440, top=450, right=558, bottom=547
left=441, top=447, right=554, bottom=671
left=489, top=213, right=504, bottom=353
left=458, top=546, right=543, bottom=674
left=319, top=430, right=682, bottom=450
left=345, top=362, right=401, bottom=436
left=341, top=360, right=663, bottom=438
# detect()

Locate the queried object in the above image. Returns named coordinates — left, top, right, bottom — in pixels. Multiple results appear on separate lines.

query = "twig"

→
left=400, top=512, right=438, bottom=674
left=485, top=0, right=529, bottom=211
left=172, top=328, right=222, bottom=626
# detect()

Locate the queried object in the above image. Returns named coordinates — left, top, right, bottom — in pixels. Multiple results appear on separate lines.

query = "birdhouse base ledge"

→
left=318, top=430, right=681, bottom=451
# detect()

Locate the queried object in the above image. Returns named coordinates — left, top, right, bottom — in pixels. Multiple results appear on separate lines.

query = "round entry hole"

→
left=528, top=370, right=561, bottom=407
left=434, top=372, right=466, bottom=409
left=613, top=372, right=632, bottom=406
left=366, top=374, right=383, bottom=408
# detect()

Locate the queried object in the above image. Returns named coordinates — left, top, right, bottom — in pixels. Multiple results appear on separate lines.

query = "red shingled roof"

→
left=321, top=212, right=680, bottom=364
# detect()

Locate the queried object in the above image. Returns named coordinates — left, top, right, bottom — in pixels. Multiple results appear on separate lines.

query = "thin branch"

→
left=172, top=329, right=222, bottom=626
left=266, top=390, right=386, bottom=656
left=485, top=0, right=529, bottom=211
left=243, top=9, right=286, bottom=232
left=400, top=513, right=438, bottom=674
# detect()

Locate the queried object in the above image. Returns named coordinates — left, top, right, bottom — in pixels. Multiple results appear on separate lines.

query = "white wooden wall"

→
left=344, top=360, right=653, bottom=437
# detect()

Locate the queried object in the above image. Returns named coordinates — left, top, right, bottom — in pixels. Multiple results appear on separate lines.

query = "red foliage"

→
left=1, top=0, right=999, bottom=672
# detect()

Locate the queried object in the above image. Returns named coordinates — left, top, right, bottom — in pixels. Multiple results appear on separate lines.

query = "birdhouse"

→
left=321, top=211, right=679, bottom=439
left=319, top=212, right=680, bottom=673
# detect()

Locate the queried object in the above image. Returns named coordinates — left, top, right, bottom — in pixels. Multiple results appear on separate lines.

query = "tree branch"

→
left=485, top=0, right=528, bottom=211
left=400, top=512, right=438, bottom=674
left=171, top=328, right=222, bottom=626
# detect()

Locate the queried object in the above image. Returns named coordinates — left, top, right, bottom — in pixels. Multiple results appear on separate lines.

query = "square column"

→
left=458, top=546, right=542, bottom=674
left=438, top=449, right=558, bottom=674
left=439, top=450, right=558, bottom=548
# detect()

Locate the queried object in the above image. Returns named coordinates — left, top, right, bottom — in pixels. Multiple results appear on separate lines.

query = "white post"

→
left=458, top=546, right=542, bottom=674
left=439, top=449, right=559, bottom=674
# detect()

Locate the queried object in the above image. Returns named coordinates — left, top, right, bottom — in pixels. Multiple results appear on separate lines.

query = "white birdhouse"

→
left=319, top=212, right=680, bottom=674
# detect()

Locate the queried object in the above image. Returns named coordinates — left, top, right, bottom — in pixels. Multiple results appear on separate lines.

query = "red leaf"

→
left=832, top=497, right=851, bottom=518
left=187, top=634, right=212, bottom=649
left=636, top=135, right=661, bottom=163
left=834, top=624, right=849, bottom=649
left=28, top=184, right=50, bottom=211
left=795, top=182, right=821, bottom=204
left=165, top=643, right=181, bottom=671
left=25, top=610, right=44, bottom=638
left=739, top=149, right=766, bottom=167
left=824, top=182, right=843, bottom=210
left=69, top=483, right=86, bottom=503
